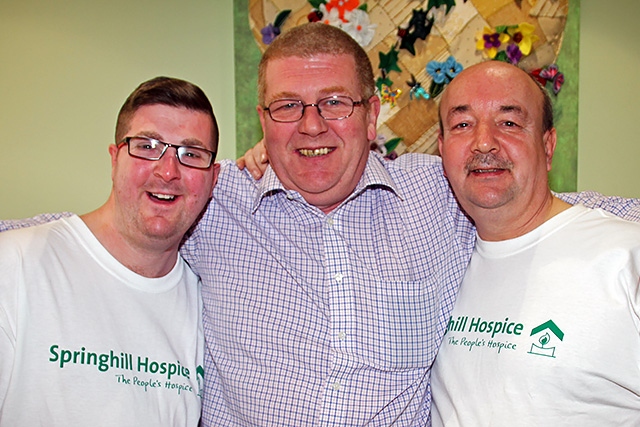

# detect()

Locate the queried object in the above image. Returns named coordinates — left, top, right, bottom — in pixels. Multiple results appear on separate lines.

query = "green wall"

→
left=0, top=0, right=638, bottom=219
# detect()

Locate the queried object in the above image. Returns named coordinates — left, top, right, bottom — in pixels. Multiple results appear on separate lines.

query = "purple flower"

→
left=506, top=44, right=522, bottom=65
left=483, top=32, right=502, bottom=49
left=261, top=23, right=281, bottom=45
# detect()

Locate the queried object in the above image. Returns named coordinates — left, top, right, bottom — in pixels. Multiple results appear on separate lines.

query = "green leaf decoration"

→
left=429, top=80, right=445, bottom=98
left=376, top=76, right=394, bottom=93
left=378, top=46, right=402, bottom=73
left=358, top=4, right=368, bottom=12
left=274, top=10, right=291, bottom=28
left=494, top=51, right=509, bottom=63
left=384, top=137, right=403, bottom=153
left=308, top=0, right=326, bottom=9
left=426, top=0, right=456, bottom=15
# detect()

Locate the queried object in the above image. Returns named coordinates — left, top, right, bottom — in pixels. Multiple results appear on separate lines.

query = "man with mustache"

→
left=431, top=61, right=640, bottom=426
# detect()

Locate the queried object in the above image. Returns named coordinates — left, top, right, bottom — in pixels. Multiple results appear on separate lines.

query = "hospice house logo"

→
left=49, top=344, right=203, bottom=396
left=444, top=316, right=565, bottom=358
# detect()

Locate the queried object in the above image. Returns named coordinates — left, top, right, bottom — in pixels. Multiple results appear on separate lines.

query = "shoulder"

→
left=0, top=217, right=82, bottom=266
left=573, top=205, right=640, bottom=246
left=371, top=152, right=451, bottom=198
left=378, top=152, right=443, bottom=173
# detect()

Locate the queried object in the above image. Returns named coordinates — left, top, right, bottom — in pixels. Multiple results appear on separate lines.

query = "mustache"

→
left=464, top=153, right=513, bottom=174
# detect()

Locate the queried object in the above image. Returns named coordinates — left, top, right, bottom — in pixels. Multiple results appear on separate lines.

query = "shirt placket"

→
left=319, top=212, right=354, bottom=426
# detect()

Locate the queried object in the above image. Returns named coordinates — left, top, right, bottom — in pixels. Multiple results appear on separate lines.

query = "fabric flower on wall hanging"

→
left=426, top=56, right=463, bottom=98
left=260, top=9, right=291, bottom=44
left=531, top=64, right=565, bottom=95
left=306, top=0, right=376, bottom=47
left=477, top=23, right=539, bottom=65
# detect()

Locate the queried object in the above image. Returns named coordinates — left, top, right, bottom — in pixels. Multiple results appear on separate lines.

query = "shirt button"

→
left=334, top=273, right=343, bottom=283
left=331, top=381, right=341, bottom=390
left=326, top=217, right=334, bottom=226
left=338, top=332, right=346, bottom=341
left=286, top=193, right=294, bottom=200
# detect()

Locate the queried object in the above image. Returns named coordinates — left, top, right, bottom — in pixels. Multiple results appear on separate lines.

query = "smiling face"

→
left=258, top=54, right=379, bottom=213
left=438, top=62, right=556, bottom=236
left=110, top=104, right=219, bottom=247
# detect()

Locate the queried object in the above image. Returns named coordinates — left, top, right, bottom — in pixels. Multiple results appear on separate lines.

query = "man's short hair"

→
left=257, top=22, right=375, bottom=106
left=528, top=73, right=554, bottom=133
left=115, top=76, right=219, bottom=151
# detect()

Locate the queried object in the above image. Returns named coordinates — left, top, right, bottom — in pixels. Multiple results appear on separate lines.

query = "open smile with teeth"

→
left=298, top=147, right=333, bottom=157
left=150, top=192, right=176, bottom=201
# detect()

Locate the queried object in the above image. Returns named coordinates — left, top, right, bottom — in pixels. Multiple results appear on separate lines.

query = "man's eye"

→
left=133, top=140, right=156, bottom=150
left=325, top=99, right=344, bottom=107
left=274, top=102, right=300, bottom=111
left=183, top=149, right=203, bottom=159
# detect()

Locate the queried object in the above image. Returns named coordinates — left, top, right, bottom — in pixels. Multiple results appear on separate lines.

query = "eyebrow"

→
left=135, top=131, right=208, bottom=149
left=499, top=105, right=524, bottom=115
left=269, top=86, right=352, bottom=102
left=445, top=105, right=469, bottom=121
left=446, top=104, right=526, bottom=118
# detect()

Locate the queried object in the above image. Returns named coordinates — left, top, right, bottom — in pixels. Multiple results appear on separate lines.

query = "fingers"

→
left=236, top=139, right=269, bottom=180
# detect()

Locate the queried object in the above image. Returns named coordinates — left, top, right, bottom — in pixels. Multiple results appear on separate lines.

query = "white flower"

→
left=319, top=4, right=342, bottom=28
left=342, top=9, right=377, bottom=47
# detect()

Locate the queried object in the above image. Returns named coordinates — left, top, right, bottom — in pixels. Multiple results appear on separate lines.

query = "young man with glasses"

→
left=0, top=76, right=219, bottom=426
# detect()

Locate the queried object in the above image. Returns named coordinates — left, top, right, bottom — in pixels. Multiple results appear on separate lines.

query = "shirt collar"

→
left=252, top=151, right=403, bottom=213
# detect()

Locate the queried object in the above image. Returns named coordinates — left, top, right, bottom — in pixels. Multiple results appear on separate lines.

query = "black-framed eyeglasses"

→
left=119, top=136, right=216, bottom=169
left=263, top=95, right=365, bottom=123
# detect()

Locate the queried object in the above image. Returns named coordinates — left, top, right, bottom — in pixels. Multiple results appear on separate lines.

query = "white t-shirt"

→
left=432, top=205, right=640, bottom=427
left=0, top=216, right=204, bottom=426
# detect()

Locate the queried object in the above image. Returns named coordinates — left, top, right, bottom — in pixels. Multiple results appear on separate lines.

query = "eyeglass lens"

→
left=267, top=96, right=358, bottom=122
left=126, top=137, right=213, bottom=169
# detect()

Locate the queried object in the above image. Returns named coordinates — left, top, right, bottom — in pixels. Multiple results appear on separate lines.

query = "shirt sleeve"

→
left=0, top=212, right=72, bottom=232
left=0, top=238, right=19, bottom=407
left=556, top=191, right=640, bottom=222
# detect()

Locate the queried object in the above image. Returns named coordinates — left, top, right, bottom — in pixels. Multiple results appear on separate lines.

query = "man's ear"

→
left=543, top=128, right=557, bottom=172
left=257, top=105, right=267, bottom=133
left=366, top=95, right=381, bottom=142
left=210, top=162, right=221, bottom=196
left=437, top=133, right=447, bottom=178
left=108, top=144, right=119, bottom=181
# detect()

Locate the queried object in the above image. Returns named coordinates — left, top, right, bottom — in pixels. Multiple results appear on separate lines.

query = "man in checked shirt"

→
left=206, top=23, right=640, bottom=425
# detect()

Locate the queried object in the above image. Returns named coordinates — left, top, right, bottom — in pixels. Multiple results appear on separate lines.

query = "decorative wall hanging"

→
left=234, top=0, right=579, bottom=191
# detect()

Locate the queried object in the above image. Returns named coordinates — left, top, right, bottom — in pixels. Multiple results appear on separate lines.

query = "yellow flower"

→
left=476, top=27, right=510, bottom=59
left=510, top=23, right=538, bottom=56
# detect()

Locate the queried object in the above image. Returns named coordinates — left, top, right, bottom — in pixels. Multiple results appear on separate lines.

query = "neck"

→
left=474, top=193, right=572, bottom=241
left=80, top=205, right=181, bottom=278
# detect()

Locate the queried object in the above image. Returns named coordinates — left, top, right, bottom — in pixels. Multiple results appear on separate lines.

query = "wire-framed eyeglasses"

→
left=119, top=136, right=216, bottom=169
left=263, top=95, right=365, bottom=123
